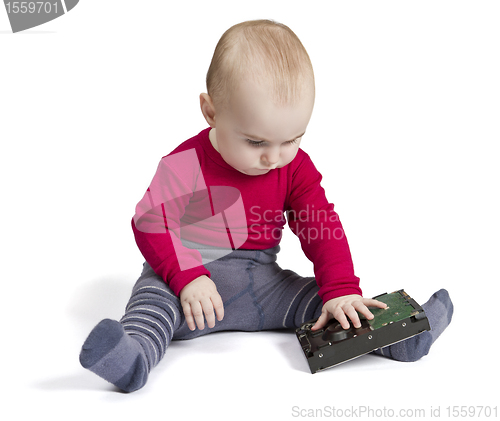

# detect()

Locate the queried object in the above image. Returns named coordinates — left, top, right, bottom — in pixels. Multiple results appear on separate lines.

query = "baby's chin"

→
left=237, top=168, right=272, bottom=176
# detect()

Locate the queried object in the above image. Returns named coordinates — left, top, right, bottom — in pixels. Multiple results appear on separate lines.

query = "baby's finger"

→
left=182, top=303, right=197, bottom=331
left=311, top=311, right=329, bottom=331
left=343, top=305, right=362, bottom=328
left=211, top=293, right=224, bottom=323
left=191, top=301, right=206, bottom=330
left=333, top=308, right=351, bottom=330
left=352, top=302, right=374, bottom=321
left=363, top=298, right=388, bottom=309
left=201, top=298, right=216, bottom=329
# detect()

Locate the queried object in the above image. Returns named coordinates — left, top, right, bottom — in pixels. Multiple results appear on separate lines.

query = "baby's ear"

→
left=199, top=93, right=216, bottom=127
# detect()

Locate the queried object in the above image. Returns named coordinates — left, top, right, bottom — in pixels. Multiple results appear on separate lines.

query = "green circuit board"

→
left=365, top=291, right=422, bottom=330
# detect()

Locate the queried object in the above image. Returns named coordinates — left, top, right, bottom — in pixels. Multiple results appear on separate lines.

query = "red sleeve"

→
left=131, top=150, right=211, bottom=296
left=132, top=219, right=210, bottom=296
left=286, top=152, right=362, bottom=303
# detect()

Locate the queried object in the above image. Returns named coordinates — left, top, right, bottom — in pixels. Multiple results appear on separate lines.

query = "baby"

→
left=80, top=20, right=453, bottom=392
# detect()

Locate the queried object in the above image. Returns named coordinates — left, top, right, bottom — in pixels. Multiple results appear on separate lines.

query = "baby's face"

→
left=210, top=78, right=314, bottom=176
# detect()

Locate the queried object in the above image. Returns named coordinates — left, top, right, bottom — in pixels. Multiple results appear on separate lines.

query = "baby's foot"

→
left=374, top=289, right=454, bottom=362
left=80, top=319, right=149, bottom=392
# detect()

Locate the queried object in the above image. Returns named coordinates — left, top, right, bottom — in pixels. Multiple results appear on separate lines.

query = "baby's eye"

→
left=245, top=137, right=302, bottom=147
left=286, top=137, right=301, bottom=145
left=246, top=139, right=266, bottom=147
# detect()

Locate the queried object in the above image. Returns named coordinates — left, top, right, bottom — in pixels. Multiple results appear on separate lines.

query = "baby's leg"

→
left=171, top=246, right=323, bottom=340
left=372, top=288, right=454, bottom=362
left=251, top=266, right=324, bottom=330
left=79, top=263, right=183, bottom=392
left=208, top=245, right=324, bottom=331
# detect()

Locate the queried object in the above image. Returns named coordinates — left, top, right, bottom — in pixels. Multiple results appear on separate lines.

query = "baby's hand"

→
left=311, top=294, right=387, bottom=331
left=180, top=275, right=224, bottom=331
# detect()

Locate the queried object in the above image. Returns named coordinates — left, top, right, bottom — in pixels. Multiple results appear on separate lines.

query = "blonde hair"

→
left=206, top=20, right=315, bottom=108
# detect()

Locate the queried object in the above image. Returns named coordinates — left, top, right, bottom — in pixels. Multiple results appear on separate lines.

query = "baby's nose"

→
left=263, top=149, right=280, bottom=166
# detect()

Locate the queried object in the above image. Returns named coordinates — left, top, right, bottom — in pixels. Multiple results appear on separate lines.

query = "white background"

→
left=1, top=1, right=499, bottom=419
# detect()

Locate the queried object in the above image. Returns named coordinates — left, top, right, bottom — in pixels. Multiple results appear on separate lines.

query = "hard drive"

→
left=295, top=290, right=431, bottom=373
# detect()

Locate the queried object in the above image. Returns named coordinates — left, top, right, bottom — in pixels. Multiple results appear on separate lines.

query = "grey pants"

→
left=120, top=242, right=323, bottom=369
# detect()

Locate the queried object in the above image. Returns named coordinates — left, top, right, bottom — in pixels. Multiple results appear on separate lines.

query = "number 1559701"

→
left=5, top=2, right=59, bottom=14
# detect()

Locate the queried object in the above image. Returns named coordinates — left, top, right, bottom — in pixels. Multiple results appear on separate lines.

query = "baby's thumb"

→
left=311, top=311, right=327, bottom=331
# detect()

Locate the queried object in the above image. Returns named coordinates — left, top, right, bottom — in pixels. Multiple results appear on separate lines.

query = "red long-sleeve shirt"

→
left=132, top=128, right=362, bottom=303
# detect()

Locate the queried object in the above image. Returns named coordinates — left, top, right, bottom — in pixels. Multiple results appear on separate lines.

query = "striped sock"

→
left=120, top=284, right=181, bottom=371
left=80, top=319, right=149, bottom=392
left=80, top=281, right=182, bottom=392
left=373, top=289, right=454, bottom=362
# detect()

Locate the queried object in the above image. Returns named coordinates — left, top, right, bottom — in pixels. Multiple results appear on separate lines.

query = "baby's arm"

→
left=311, top=294, right=387, bottom=331
left=179, top=275, right=225, bottom=331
